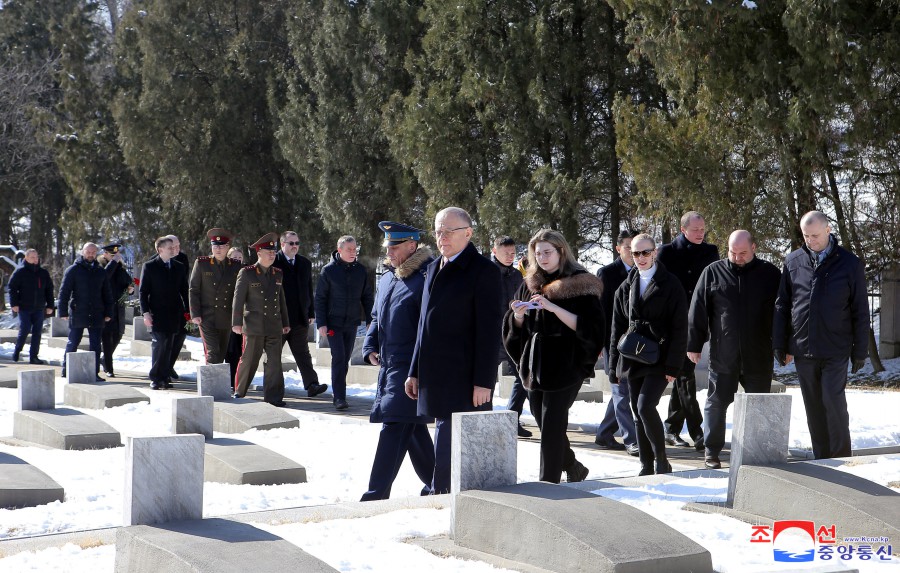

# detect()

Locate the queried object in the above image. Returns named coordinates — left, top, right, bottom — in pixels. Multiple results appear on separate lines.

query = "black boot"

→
left=638, top=464, right=654, bottom=476
left=564, top=459, right=589, bottom=482
left=12, top=348, right=21, bottom=362
left=656, top=457, right=673, bottom=474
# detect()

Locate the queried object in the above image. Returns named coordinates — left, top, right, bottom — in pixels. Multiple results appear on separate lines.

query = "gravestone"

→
left=727, top=393, right=792, bottom=505
left=124, top=435, right=205, bottom=526
left=132, top=317, right=152, bottom=342
left=0, top=452, right=64, bottom=509
left=197, top=363, right=232, bottom=401
left=881, top=264, right=900, bottom=359
left=172, top=396, right=214, bottom=439
left=65, top=350, right=95, bottom=383
left=451, top=411, right=517, bottom=537
left=50, top=317, right=69, bottom=337
left=18, top=369, right=55, bottom=411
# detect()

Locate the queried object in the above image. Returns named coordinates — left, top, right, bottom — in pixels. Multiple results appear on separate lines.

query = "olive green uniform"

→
left=189, top=255, right=241, bottom=364
left=232, top=262, right=290, bottom=403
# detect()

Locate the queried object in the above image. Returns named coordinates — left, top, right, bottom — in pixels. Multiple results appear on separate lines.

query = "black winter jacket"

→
left=688, top=257, right=781, bottom=375
left=58, top=257, right=114, bottom=329
left=139, top=257, right=189, bottom=334
left=608, top=262, right=688, bottom=380
left=8, top=262, right=55, bottom=311
left=657, top=233, right=719, bottom=301
left=491, top=255, right=524, bottom=312
left=104, top=259, right=133, bottom=336
left=314, top=251, right=374, bottom=330
left=273, top=251, right=316, bottom=327
left=503, top=270, right=606, bottom=392
left=773, top=236, right=868, bottom=361
left=596, top=258, right=630, bottom=359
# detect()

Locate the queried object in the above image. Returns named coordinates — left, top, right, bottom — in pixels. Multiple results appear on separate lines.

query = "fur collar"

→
left=525, top=270, right=603, bottom=300
left=390, top=246, right=433, bottom=279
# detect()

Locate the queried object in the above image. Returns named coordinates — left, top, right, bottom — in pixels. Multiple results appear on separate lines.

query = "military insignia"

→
left=250, top=282, right=261, bottom=287
left=383, top=225, right=392, bottom=229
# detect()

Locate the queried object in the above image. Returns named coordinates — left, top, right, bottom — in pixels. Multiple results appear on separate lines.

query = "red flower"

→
left=327, top=329, right=335, bottom=337
left=133, top=278, right=140, bottom=286
left=184, top=312, right=191, bottom=321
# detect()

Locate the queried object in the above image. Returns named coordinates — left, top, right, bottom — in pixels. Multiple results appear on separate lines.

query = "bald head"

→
left=727, top=230, right=756, bottom=267
left=82, top=242, right=99, bottom=262
left=800, top=211, right=832, bottom=253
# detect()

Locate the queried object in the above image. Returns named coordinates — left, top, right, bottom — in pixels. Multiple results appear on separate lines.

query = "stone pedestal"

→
left=66, top=350, right=95, bottom=383
left=727, top=393, right=792, bottom=505
left=173, top=396, right=214, bottom=439
left=451, top=410, right=518, bottom=537
left=881, top=264, right=900, bottom=359
left=132, top=317, right=152, bottom=342
left=124, top=435, right=205, bottom=526
left=18, top=369, right=55, bottom=411
left=50, top=317, right=69, bottom=337
left=197, top=363, right=232, bottom=401
left=307, top=322, right=316, bottom=343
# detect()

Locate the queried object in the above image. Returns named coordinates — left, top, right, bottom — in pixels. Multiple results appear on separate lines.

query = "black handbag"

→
left=616, top=290, right=660, bottom=365
left=519, top=332, right=542, bottom=390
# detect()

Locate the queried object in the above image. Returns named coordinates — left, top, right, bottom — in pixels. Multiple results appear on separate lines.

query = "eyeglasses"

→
left=535, top=249, right=558, bottom=259
left=632, top=249, right=654, bottom=258
left=283, top=241, right=300, bottom=246
left=433, top=226, right=469, bottom=239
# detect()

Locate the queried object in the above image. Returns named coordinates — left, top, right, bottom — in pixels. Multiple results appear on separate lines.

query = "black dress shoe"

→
left=307, top=383, right=328, bottom=398
left=656, top=461, right=673, bottom=474
left=665, top=433, right=690, bottom=447
left=334, top=399, right=349, bottom=410
left=150, top=382, right=161, bottom=390
left=231, top=392, right=242, bottom=399
left=103, top=370, right=114, bottom=377
left=169, top=370, right=180, bottom=380
left=704, top=455, right=722, bottom=469
left=30, top=357, right=47, bottom=365
left=517, top=424, right=533, bottom=438
left=638, top=464, right=654, bottom=476
left=12, top=349, right=21, bottom=362
left=565, top=459, right=589, bottom=482
left=625, top=444, right=640, bottom=456
left=269, top=400, right=288, bottom=407
left=694, top=437, right=705, bottom=451
left=594, top=436, right=626, bottom=450
left=95, top=375, right=106, bottom=382
left=60, top=368, right=66, bottom=378
left=163, top=380, right=174, bottom=389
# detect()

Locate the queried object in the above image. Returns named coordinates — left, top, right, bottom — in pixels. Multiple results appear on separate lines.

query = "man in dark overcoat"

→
left=189, top=228, right=241, bottom=365
left=688, top=230, right=781, bottom=468
left=656, top=210, right=719, bottom=450
left=360, top=222, right=435, bottom=501
left=405, top=206, right=503, bottom=494
left=99, top=243, right=133, bottom=377
left=274, top=230, right=327, bottom=398
left=232, top=233, right=291, bottom=406
left=8, top=248, right=55, bottom=364
left=58, top=242, right=113, bottom=379
left=140, top=236, right=189, bottom=390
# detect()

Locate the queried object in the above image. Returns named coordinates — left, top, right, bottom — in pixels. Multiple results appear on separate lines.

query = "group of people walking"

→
left=6, top=205, right=869, bottom=497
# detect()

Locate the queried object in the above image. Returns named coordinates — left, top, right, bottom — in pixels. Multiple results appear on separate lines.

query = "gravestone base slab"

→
left=0, top=452, right=65, bottom=509
left=64, top=383, right=150, bottom=409
left=205, top=438, right=307, bottom=485
left=13, top=409, right=122, bottom=450
left=213, top=402, right=299, bottom=434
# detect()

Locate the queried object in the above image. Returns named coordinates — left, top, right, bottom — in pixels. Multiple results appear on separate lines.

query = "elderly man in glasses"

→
left=404, top=206, right=503, bottom=494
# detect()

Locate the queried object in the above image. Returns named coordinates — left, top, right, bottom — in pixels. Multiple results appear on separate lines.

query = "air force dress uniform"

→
left=189, top=228, right=241, bottom=364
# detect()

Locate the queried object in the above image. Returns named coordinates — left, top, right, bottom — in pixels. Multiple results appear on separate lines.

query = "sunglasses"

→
left=283, top=241, right=300, bottom=246
left=632, top=249, right=654, bottom=258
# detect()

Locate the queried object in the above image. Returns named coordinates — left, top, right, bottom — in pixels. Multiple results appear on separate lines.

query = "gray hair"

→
left=337, top=235, right=356, bottom=249
left=680, top=211, right=705, bottom=229
left=800, top=210, right=829, bottom=227
left=436, top=206, right=473, bottom=227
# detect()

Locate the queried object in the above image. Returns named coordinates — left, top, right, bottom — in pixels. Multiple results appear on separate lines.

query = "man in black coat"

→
left=8, top=249, right=55, bottom=364
left=773, top=211, right=868, bottom=459
left=656, top=211, right=719, bottom=450
left=405, top=207, right=503, bottom=494
left=593, top=231, right=638, bottom=455
left=491, top=235, right=530, bottom=438
left=315, top=235, right=374, bottom=410
left=99, top=244, right=134, bottom=377
left=58, top=243, right=113, bottom=379
left=688, top=230, right=781, bottom=468
left=274, top=231, right=327, bottom=398
left=140, top=236, right=189, bottom=390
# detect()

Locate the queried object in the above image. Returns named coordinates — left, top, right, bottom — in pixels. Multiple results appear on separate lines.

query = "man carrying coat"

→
left=58, top=242, right=113, bottom=379
left=405, top=206, right=503, bottom=494
left=688, top=230, right=781, bottom=469
left=360, top=222, right=435, bottom=501
left=8, top=249, right=55, bottom=364
left=140, top=236, right=189, bottom=390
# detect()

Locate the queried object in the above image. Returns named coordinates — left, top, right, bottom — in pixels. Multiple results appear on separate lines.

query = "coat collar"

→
left=391, top=246, right=433, bottom=279
left=525, top=270, right=603, bottom=300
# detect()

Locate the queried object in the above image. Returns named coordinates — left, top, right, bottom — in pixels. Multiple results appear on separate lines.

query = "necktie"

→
left=289, top=258, right=294, bottom=266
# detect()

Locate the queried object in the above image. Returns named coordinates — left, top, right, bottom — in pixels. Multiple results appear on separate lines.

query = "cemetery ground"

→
left=0, top=314, right=898, bottom=572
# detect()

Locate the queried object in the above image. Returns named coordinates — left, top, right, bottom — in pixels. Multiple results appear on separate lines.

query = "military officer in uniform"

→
left=190, top=228, right=241, bottom=364
left=99, top=243, right=133, bottom=377
left=232, top=233, right=291, bottom=407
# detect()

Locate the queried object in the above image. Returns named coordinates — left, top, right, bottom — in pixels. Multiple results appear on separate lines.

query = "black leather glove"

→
left=774, top=349, right=786, bottom=367
left=851, top=359, right=865, bottom=374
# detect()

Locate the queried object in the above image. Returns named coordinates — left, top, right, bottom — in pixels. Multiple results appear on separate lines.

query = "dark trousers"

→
left=502, top=354, right=530, bottom=418
left=225, top=332, right=242, bottom=388
left=199, top=323, right=230, bottom=364
left=360, top=422, right=435, bottom=501
left=283, top=325, right=319, bottom=389
left=328, top=328, right=357, bottom=402
left=596, top=376, right=637, bottom=446
left=794, top=356, right=852, bottom=459
left=234, top=334, right=285, bottom=404
left=629, top=374, right=669, bottom=467
left=529, top=382, right=582, bottom=484
left=149, top=331, right=177, bottom=383
left=664, top=357, right=704, bottom=441
left=703, top=369, right=771, bottom=456
left=101, top=325, right=125, bottom=374
left=63, top=326, right=103, bottom=374
left=15, top=309, right=44, bottom=359
left=169, top=330, right=187, bottom=373
left=432, top=417, right=453, bottom=494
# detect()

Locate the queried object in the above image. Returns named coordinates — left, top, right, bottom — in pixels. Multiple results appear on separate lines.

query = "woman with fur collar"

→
left=502, top=229, right=606, bottom=484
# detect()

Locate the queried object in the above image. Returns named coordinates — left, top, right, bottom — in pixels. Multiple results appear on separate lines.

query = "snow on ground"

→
left=0, top=337, right=899, bottom=572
